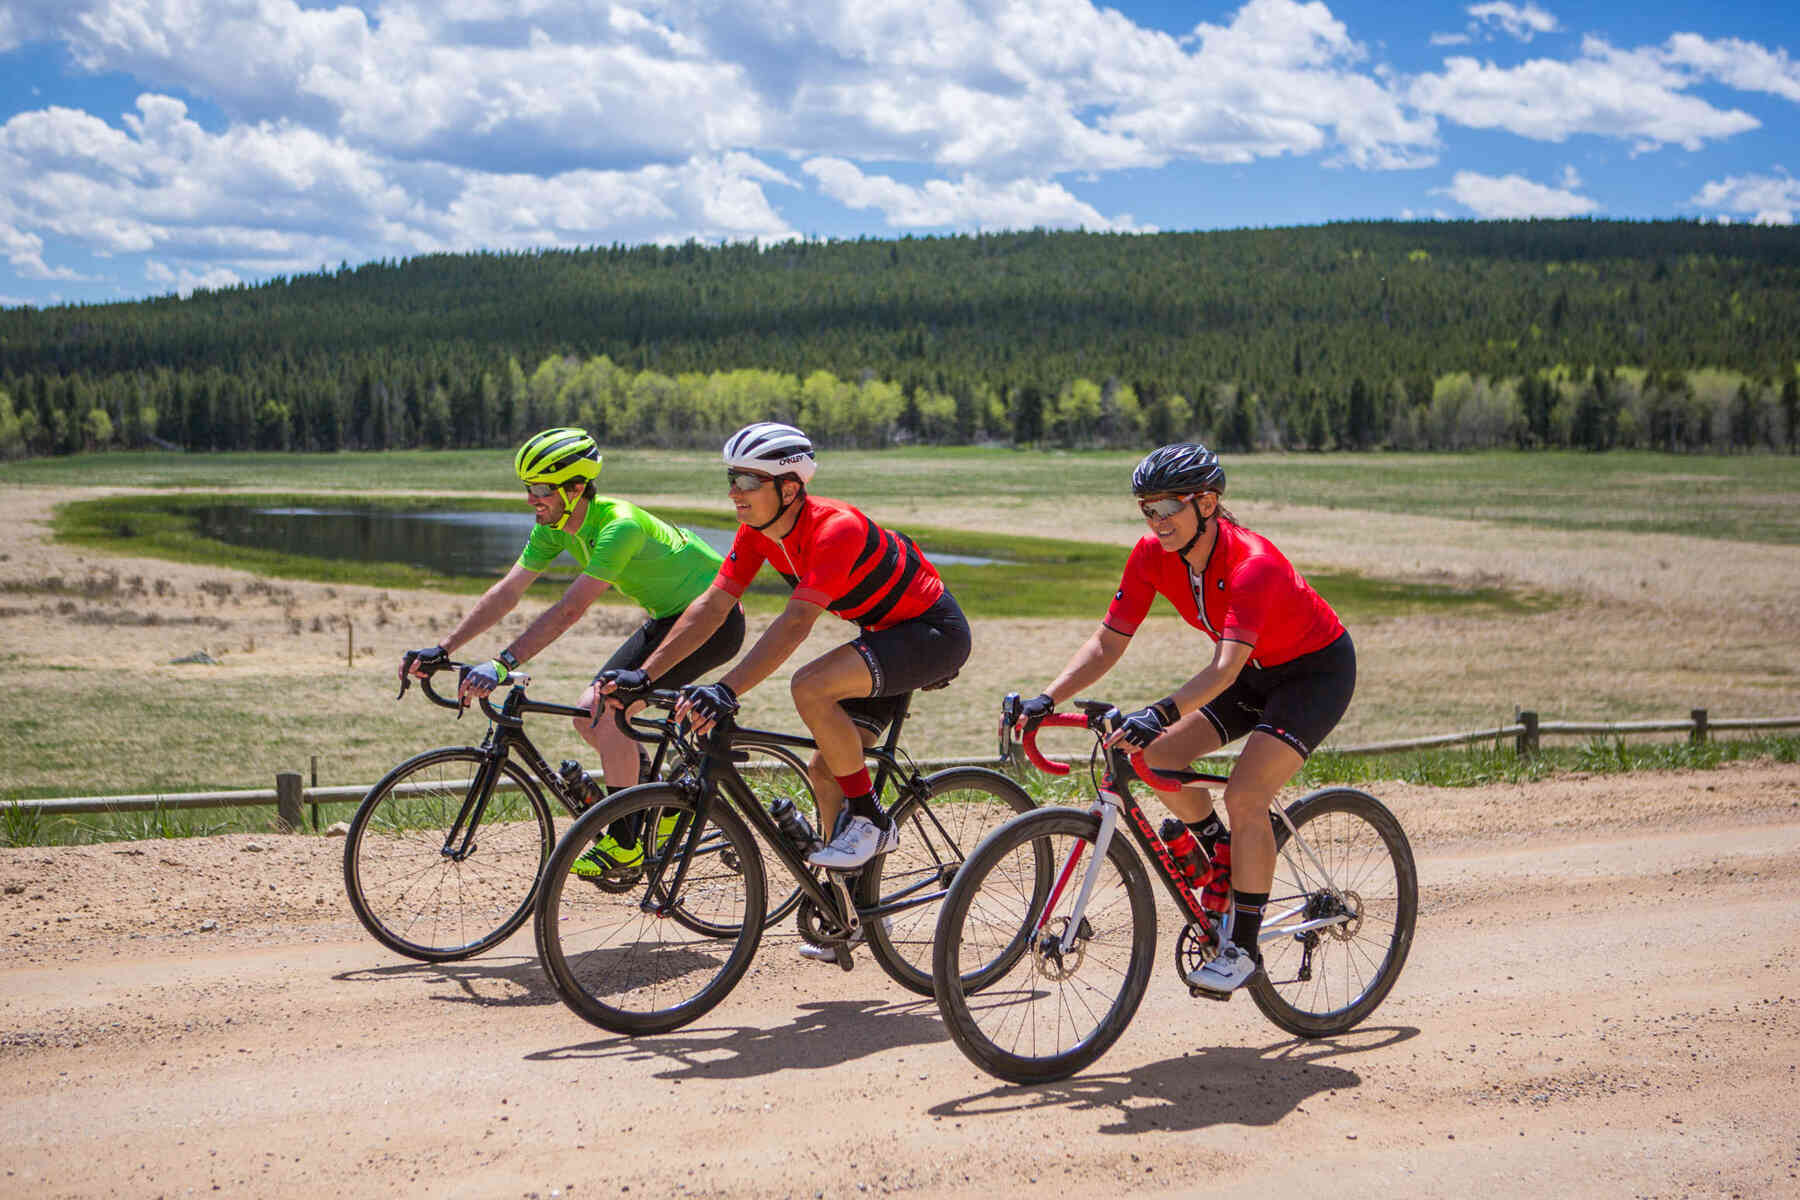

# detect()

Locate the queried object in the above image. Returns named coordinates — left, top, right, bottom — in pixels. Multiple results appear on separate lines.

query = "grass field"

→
left=4, top=446, right=1797, bottom=838
left=6, top=445, right=1799, bottom=543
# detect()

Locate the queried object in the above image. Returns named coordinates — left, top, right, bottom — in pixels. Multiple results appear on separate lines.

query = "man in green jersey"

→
left=399, top=428, right=745, bottom=875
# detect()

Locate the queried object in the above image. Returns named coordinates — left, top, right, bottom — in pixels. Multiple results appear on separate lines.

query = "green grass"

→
left=7, top=734, right=1794, bottom=847
left=51, top=492, right=1547, bottom=621
left=8, top=446, right=1799, bottom=544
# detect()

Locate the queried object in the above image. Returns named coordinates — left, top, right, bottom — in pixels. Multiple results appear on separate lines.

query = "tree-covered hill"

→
left=2, top=220, right=1796, bottom=458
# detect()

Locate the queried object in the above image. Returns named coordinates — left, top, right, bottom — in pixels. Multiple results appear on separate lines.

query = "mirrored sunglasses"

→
left=524, top=482, right=561, bottom=499
left=726, top=470, right=773, bottom=492
left=1137, top=494, right=1195, bottom=520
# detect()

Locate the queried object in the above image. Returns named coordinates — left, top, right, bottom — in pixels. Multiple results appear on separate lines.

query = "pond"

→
left=188, top=505, right=1006, bottom=577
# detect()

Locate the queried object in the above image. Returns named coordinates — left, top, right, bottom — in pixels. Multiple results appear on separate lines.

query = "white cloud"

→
left=1411, top=36, right=1760, bottom=150
left=1430, top=33, right=1472, bottom=48
left=803, top=157, right=1150, bottom=232
left=0, top=93, right=801, bottom=289
left=1690, top=173, right=1799, bottom=226
left=1435, top=169, right=1600, bottom=218
left=144, top=259, right=243, bottom=297
left=1467, top=3, right=1560, bottom=43
left=1661, top=33, right=1800, bottom=104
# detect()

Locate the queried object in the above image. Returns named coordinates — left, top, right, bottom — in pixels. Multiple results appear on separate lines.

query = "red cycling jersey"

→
left=1103, top=519, right=1344, bottom=668
left=714, top=495, right=946, bottom=631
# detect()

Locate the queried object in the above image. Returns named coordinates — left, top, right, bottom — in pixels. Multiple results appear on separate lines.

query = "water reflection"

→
left=188, top=505, right=1003, bottom=577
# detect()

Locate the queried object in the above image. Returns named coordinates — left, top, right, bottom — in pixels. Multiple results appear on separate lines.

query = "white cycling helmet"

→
left=723, top=422, right=817, bottom=484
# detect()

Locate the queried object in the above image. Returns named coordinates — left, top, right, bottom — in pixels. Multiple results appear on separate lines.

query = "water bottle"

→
left=1159, top=817, right=1207, bottom=887
left=558, top=759, right=604, bottom=811
left=1200, top=836, right=1232, bottom=917
left=769, top=797, right=821, bottom=854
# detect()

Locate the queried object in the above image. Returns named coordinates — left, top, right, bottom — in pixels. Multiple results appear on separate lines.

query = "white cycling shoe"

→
left=1188, top=944, right=1259, bottom=995
left=806, top=815, right=898, bottom=871
left=799, top=923, right=868, bottom=963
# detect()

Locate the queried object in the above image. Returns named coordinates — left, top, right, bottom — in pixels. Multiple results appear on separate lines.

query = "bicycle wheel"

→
left=858, top=767, right=1038, bottom=995
left=343, top=747, right=555, bottom=962
left=933, top=808, right=1157, bottom=1084
left=535, top=783, right=766, bottom=1035
left=1247, top=787, right=1418, bottom=1038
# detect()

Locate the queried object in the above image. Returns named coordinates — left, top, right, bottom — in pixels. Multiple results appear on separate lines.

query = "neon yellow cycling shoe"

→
left=570, top=834, right=645, bottom=879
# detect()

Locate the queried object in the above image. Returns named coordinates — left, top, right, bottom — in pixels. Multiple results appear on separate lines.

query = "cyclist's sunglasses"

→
left=726, top=470, right=773, bottom=493
left=1137, top=493, right=1197, bottom=520
left=524, top=482, right=563, bottom=499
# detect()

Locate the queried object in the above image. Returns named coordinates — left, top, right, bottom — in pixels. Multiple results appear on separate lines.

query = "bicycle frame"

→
left=1010, top=700, right=1356, bottom=960
left=613, top=689, right=958, bottom=941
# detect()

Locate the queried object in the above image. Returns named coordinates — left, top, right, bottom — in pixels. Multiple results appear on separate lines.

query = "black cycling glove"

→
left=682, top=680, right=739, bottom=725
left=1115, top=698, right=1180, bottom=749
left=398, top=644, right=447, bottom=690
left=1019, top=692, right=1056, bottom=726
left=598, top=667, right=652, bottom=695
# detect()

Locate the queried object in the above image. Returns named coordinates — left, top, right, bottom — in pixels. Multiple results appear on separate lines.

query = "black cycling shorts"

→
left=841, top=592, right=972, bottom=736
left=598, top=603, right=747, bottom=690
left=1198, top=631, right=1356, bottom=759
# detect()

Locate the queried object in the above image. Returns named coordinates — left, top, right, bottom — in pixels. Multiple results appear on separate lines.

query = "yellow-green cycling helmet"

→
left=515, top=428, right=601, bottom=529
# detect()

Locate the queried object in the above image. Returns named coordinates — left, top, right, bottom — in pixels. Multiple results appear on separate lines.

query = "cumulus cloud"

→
left=1410, top=36, right=1760, bottom=150
left=1467, top=3, right=1560, bottom=43
left=1691, top=173, right=1799, bottom=226
left=1660, top=33, right=1800, bottom=104
left=0, top=93, right=800, bottom=294
left=803, top=157, right=1150, bottom=232
left=1435, top=169, right=1600, bottom=218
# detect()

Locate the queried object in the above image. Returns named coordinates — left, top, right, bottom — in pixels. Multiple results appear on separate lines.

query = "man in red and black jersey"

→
left=1014, top=443, right=1356, bottom=996
left=611, top=422, right=971, bottom=880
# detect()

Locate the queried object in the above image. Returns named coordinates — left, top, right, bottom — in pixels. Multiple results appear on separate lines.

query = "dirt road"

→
left=4, top=762, right=1799, bottom=1199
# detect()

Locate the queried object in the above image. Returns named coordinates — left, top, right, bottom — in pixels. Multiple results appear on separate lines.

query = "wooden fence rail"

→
left=6, top=710, right=1798, bottom=825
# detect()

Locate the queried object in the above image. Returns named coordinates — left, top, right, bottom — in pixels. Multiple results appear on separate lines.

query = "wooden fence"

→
left=6, top=709, right=1798, bottom=829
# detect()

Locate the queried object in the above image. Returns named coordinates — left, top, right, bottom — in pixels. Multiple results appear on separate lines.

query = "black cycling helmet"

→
left=1131, top=442, right=1225, bottom=497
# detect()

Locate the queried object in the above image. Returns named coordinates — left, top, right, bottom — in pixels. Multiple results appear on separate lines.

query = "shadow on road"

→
left=334, top=954, right=558, bottom=1007
left=928, top=1025, right=1418, bottom=1132
left=526, top=996, right=946, bottom=1078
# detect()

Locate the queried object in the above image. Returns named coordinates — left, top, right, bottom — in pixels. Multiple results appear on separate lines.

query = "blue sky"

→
left=2, top=0, right=1797, bottom=309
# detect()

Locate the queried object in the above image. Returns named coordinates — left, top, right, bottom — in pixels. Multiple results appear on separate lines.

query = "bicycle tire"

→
left=858, top=767, right=1038, bottom=995
left=933, top=807, right=1158, bottom=1084
left=535, top=783, right=766, bottom=1035
left=1246, top=787, right=1418, bottom=1038
left=343, top=746, right=555, bottom=962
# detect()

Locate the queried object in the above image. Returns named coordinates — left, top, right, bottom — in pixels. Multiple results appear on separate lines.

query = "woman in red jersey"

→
left=604, top=422, right=971, bottom=889
left=1014, top=443, right=1355, bottom=996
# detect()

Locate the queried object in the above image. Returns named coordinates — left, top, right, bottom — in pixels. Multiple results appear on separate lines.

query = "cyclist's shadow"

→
left=528, top=997, right=944, bottom=1079
left=335, top=955, right=558, bottom=1009
left=930, top=1026, right=1418, bottom=1133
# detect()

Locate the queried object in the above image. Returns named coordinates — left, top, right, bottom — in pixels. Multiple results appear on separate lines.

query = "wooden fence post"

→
left=1690, top=708, right=1709, bottom=745
left=346, top=617, right=354, bottom=669
left=1516, top=710, right=1539, bottom=757
left=275, top=772, right=303, bottom=831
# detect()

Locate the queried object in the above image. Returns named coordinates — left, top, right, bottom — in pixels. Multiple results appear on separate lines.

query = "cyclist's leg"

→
left=577, top=615, right=667, bottom=790
left=1139, top=709, right=1230, bottom=823
left=791, top=642, right=879, bottom=834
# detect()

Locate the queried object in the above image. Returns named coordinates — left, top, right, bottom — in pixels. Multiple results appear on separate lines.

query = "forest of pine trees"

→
left=2, top=219, right=1797, bottom=459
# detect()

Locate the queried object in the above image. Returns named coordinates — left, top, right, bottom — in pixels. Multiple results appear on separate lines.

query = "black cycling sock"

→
left=846, top=791, right=888, bottom=830
left=605, top=788, right=642, bottom=849
left=1231, top=889, right=1268, bottom=957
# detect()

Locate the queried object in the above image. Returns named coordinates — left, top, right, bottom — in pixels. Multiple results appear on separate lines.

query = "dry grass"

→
left=5, top=481, right=1798, bottom=800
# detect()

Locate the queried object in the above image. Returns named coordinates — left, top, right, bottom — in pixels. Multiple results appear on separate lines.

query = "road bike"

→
left=931, top=696, right=1417, bottom=1083
left=533, top=686, right=1037, bottom=1034
left=342, top=662, right=819, bottom=962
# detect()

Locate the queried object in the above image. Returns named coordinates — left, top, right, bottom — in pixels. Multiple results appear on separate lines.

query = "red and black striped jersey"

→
left=714, top=496, right=946, bottom=631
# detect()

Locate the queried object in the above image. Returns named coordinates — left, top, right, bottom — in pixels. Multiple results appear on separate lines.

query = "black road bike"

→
left=343, top=663, right=820, bottom=962
left=533, top=687, right=1038, bottom=1034
left=931, top=697, right=1418, bottom=1083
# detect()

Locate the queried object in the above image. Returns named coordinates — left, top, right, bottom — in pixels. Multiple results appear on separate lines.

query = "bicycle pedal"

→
left=834, top=945, right=854, bottom=973
left=1189, top=984, right=1232, bottom=1002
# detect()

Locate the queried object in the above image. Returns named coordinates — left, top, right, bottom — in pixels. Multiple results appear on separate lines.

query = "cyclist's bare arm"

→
left=416, top=564, right=539, bottom=669
left=718, top=595, right=823, bottom=697
left=629, top=583, right=737, bottom=683
left=1100, top=637, right=1253, bottom=748
left=1041, top=624, right=1132, bottom=703
left=499, top=573, right=612, bottom=667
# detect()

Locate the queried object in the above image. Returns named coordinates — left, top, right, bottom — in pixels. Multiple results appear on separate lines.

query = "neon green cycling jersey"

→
left=518, top=498, right=721, bottom=619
